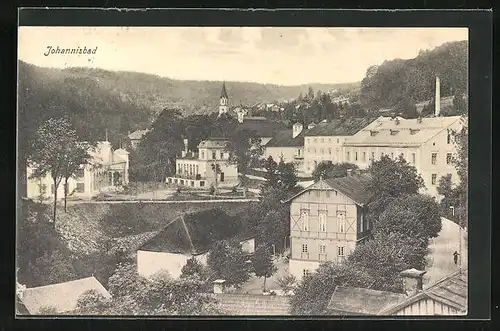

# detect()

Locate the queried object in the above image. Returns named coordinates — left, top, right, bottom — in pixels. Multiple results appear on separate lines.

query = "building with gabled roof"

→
left=16, top=276, right=111, bottom=315
left=343, top=115, right=463, bottom=197
left=283, top=172, right=373, bottom=281
left=128, top=129, right=149, bottom=149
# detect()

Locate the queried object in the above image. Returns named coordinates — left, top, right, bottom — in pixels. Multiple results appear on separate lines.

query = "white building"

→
left=166, top=138, right=238, bottom=189
left=264, top=122, right=307, bottom=174
left=26, top=141, right=129, bottom=200
left=343, top=115, right=462, bottom=197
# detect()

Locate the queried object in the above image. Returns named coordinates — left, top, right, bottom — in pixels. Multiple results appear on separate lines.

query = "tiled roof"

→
left=324, top=173, right=373, bottom=206
left=213, top=293, right=291, bottom=315
left=198, top=138, right=229, bottom=149
left=344, top=116, right=461, bottom=147
left=139, top=208, right=241, bottom=255
left=326, top=286, right=406, bottom=315
left=380, top=270, right=468, bottom=315
left=19, top=276, right=111, bottom=315
left=283, top=173, right=373, bottom=206
left=128, top=129, right=149, bottom=140
left=304, top=117, right=378, bottom=137
left=237, top=118, right=286, bottom=138
left=265, top=129, right=306, bottom=148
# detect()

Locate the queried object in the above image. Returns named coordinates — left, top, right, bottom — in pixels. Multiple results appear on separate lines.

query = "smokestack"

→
left=400, top=268, right=427, bottom=296
left=435, top=76, right=441, bottom=117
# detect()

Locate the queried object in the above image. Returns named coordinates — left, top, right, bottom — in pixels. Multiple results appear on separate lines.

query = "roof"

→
left=213, top=293, right=291, bottom=315
left=19, top=276, right=111, bottom=315
left=344, top=116, right=462, bottom=147
left=139, top=208, right=242, bottom=255
left=198, top=138, right=229, bottom=149
left=303, top=117, right=378, bottom=137
left=283, top=173, right=373, bottom=206
left=380, top=270, right=468, bottom=315
left=128, top=129, right=149, bottom=140
left=326, top=286, right=406, bottom=315
left=237, top=118, right=286, bottom=138
left=265, top=129, right=306, bottom=148
left=220, top=81, right=228, bottom=99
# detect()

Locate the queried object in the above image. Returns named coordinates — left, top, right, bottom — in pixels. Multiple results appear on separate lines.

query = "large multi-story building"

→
left=284, top=172, right=373, bottom=281
left=302, top=117, right=378, bottom=175
left=343, top=115, right=463, bottom=197
left=264, top=122, right=308, bottom=174
left=166, top=138, right=238, bottom=189
left=26, top=140, right=129, bottom=200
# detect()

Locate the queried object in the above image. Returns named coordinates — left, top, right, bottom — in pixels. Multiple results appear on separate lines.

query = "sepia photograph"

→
left=16, top=24, right=469, bottom=317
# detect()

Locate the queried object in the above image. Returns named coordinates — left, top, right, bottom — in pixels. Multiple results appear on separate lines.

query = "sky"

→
left=18, top=27, right=468, bottom=86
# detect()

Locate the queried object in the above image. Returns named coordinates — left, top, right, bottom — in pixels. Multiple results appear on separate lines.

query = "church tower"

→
left=218, top=81, right=229, bottom=116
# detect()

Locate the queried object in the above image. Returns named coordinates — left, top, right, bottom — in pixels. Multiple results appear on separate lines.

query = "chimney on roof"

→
left=213, top=279, right=226, bottom=294
left=307, top=122, right=316, bottom=130
left=400, top=268, right=427, bottom=296
left=346, top=169, right=353, bottom=177
left=293, top=123, right=303, bottom=138
left=435, top=76, right=441, bottom=117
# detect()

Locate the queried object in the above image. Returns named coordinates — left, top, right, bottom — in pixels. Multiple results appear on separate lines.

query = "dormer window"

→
left=410, top=129, right=420, bottom=135
left=390, top=130, right=399, bottom=136
left=370, top=130, right=379, bottom=136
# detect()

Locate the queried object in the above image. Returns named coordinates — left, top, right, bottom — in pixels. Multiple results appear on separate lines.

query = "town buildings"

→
left=128, top=129, right=149, bottom=149
left=343, top=115, right=462, bottom=197
left=264, top=122, right=308, bottom=174
left=166, top=138, right=238, bottom=189
left=284, top=172, right=373, bottom=281
left=26, top=140, right=130, bottom=200
left=302, top=117, right=378, bottom=175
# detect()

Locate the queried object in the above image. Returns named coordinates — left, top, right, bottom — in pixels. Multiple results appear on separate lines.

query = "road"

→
left=423, top=217, right=468, bottom=287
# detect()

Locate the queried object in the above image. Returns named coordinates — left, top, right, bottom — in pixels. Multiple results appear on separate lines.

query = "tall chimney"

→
left=400, top=268, right=427, bottom=296
left=435, top=76, right=441, bottom=117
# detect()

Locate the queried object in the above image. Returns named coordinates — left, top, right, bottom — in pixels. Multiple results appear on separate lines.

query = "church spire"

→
left=220, top=81, right=228, bottom=99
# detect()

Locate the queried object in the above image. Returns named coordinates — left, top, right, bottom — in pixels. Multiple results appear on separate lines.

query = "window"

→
left=200, top=181, right=205, bottom=187
left=298, top=149, right=301, bottom=156
left=201, top=151, right=205, bottom=159
left=301, top=210, right=309, bottom=231
left=412, top=153, right=416, bottom=164
left=320, top=148, right=324, bottom=154
left=76, top=169, right=84, bottom=178
left=328, top=148, right=332, bottom=155
left=326, top=191, right=330, bottom=198
left=390, top=152, right=394, bottom=159
left=338, top=246, right=345, bottom=256
left=371, top=152, right=375, bottom=160
left=76, top=183, right=85, bottom=193
left=319, top=244, right=326, bottom=254
left=355, top=152, right=358, bottom=161
left=447, top=130, right=452, bottom=144
left=347, top=152, right=350, bottom=161
left=316, top=190, right=320, bottom=197
left=303, top=269, right=311, bottom=277
left=212, top=151, right=216, bottom=160
left=390, top=130, right=399, bottom=136
left=337, top=211, right=346, bottom=233
left=431, top=153, right=437, bottom=165
left=446, top=153, right=452, bottom=164
left=362, top=152, right=366, bottom=162
left=431, top=174, right=437, bottom=185
left=337, top=139, right=340, bottom=143
left=410, top=129, right=420, bottom=135
left=302, top=244, right=308, bottom=253
left=319, top=213, right=327, bottom=232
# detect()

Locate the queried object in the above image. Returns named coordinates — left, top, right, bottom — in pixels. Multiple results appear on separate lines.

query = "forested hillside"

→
left=359, top=40, right=468, bottom=112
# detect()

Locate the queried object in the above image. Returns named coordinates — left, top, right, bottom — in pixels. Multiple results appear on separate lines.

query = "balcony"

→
left=174, top=173, right=203, bottom=180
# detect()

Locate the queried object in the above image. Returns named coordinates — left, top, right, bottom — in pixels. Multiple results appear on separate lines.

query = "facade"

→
left=303, top=117, right=379, bottom=174
left=26, top=141, right=129, bottom=200
left=284, top=173, right=373, bottom=281
left=166, top=138, right=238, bottom=189
left=264, top=122, right=307, bottom=174
left=343, top=115, right=463, bottom=197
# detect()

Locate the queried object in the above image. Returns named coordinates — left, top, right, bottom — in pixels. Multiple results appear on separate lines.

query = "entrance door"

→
left=220, top=172, right=225, bottom=182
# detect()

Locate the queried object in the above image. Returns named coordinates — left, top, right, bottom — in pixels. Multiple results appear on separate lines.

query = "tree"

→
left=252, top=246, right=277, bottom=291
left=376, top=194, right=442, bottom=241
left=180, top=257, right=206, bottom=279
left=452, top=115, right=468, bottom=227
left=224, top=128, right=264, bottom=197
left=311, top=161, right=359, bottom=181
left=276, top=158, right=298, bottom=192
left=28, top=118, right=81, bottom=224
left=207, top=240, right=251, bottom=288
left=75, top=289, right=112, bottom=314
left=61, top=141, right=92, bottom=212
left=437, top=174, right=461, bottom=220
left=263, top=156, right=279, bottom=189
left=277, top=274, right=297, bottom=295
left=211, top=163, right=221, bottom=195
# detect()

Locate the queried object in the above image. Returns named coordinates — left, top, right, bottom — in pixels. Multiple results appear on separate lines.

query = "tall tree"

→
left=28, top=118, right=80, bottom=224
left=252, top=245, right=277, bottom=291
left=61, top=141, right=92, bottom=212
left=207, top=241, right=251, bottom=288
left=276, top=158, right=298, bottom=192
left=452, top=115, right=468, bottom=227
left=263, top=156, right=279, bottom=189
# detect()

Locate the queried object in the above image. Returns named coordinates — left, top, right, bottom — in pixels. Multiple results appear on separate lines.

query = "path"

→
left=423, top=217, right=468, bottom=287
